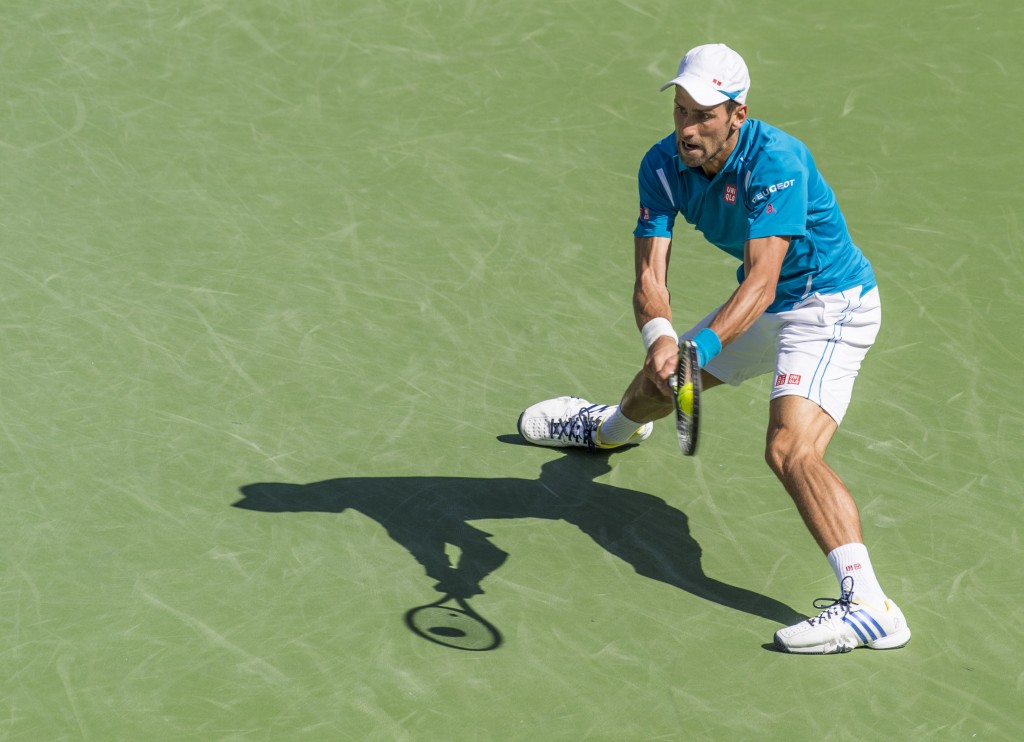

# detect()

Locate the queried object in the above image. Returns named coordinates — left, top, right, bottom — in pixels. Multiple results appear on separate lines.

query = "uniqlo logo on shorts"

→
left=640, top=205, right=650, bottom=220
left=775, top=373, right=802, bottom=387
left=724, top=184, right=737, bottom=204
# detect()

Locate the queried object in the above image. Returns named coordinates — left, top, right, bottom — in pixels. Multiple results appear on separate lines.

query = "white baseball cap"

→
left=659, top=44, right=750, bottom=106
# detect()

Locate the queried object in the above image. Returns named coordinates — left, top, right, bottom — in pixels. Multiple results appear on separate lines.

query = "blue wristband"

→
left=692, top=328, right=722, bottom=368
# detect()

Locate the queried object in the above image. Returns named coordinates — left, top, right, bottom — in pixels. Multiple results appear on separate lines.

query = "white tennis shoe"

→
left=774, top=577, right=912, bottom=654
left=517, top=396, right=652, bottom=450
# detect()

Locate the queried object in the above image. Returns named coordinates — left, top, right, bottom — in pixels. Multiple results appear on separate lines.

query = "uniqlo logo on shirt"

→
left=639, top=205, right=650, bottom=221
left=724, top=184, right=737, bottom=204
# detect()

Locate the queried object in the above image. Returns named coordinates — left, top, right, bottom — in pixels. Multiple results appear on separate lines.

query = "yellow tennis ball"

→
left=677, top=382, right=694, bottom=415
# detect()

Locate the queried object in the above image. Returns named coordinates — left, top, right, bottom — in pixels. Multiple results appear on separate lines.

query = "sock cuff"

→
left=827, top=543, right=886, bottom=604
left=827, top=542, right=869, bottom=563
left=595, top=408, right=644, bottom=445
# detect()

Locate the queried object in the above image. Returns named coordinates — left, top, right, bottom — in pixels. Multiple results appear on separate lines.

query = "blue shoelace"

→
left=810, top=575, right=856, bottom=621
left=548, top=405, right=601, bottom=450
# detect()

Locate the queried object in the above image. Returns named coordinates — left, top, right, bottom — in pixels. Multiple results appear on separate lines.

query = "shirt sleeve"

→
left=744, top=153, right=808, bottom=240
left=633, top=146, right=678, bottom=238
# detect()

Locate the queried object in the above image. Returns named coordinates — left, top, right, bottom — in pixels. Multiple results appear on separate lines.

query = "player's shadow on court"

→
left=233, top=439, right=803, bottom=636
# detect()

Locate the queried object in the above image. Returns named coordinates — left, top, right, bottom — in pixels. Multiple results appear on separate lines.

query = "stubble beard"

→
left=677, top=128, right=736, bottom=173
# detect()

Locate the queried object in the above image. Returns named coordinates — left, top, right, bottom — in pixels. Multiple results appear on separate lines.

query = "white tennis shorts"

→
left=682, top=286, right=881, bottom=425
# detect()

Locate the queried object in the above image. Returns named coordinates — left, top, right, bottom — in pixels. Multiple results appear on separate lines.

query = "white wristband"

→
left=641, top=317, right=678, bottom=351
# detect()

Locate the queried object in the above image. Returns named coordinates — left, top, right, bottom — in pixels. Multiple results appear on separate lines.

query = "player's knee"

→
left=764, top=436, right=784, bottom=476
left=764, top=430, right=819, bottom=478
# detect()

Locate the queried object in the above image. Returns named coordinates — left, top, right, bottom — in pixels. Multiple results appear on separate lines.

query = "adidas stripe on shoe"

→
left=773, top=577, right=912, bottom=655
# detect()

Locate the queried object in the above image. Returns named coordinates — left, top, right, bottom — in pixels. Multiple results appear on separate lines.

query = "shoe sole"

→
left=774, top=628, right=912, bottom=654
left=867, top=627, right=912, bottom=651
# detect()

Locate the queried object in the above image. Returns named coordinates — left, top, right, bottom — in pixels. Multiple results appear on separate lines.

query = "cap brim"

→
left=659, top=73, right=735, bottom=106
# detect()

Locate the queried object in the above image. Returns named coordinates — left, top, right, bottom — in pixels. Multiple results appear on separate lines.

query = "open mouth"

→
left=679, top=140, right=702, bottom=156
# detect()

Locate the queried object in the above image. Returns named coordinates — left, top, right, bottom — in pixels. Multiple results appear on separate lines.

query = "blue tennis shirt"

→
left=634, top=118, right=875, bottom=313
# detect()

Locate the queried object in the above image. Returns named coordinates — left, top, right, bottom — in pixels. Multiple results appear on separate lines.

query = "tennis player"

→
left=517, top=44, right=910, bottom=654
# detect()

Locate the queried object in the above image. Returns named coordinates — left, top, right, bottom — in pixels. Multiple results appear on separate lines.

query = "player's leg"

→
left=595, top=368, right=723, bottom=446
left=517, top=360, right=727, bottom=450
left=517, top=304, right=768, bottom=450
left=516, top=390, right=655, bottom=450
left=768, top=287, right=910, bottom=653
left=767, top=397, right=910, bottom=653
left=764, top=395, right=862, bottom=553
left=766, top=287, right=885, bottom=569
left=618, top=367, right=724, bottom=421
left=515, top=375, right=661, bottom=451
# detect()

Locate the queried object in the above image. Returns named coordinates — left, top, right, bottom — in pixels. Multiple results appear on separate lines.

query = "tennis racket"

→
left=405, top=593, right=502, bottom=651
left=674, top=339, right=701, bottom=456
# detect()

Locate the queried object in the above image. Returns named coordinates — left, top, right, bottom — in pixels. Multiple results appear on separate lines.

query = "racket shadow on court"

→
left=233, top=441, right=803, bottom=651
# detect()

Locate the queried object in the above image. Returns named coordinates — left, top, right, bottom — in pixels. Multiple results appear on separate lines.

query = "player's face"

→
left=672, top=87, right=746, bottom=176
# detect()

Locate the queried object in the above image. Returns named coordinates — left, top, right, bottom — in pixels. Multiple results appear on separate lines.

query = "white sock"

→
left=827, top=543, right=887, bottom=605
left=595, top=407, right=645, bottom=445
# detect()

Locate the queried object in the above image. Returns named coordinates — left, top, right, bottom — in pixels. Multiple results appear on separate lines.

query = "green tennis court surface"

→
left=2, top=1, right=1021, bottom=739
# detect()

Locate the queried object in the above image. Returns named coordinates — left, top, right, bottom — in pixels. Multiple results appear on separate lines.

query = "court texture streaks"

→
left=0, top=0, right=1022, bottom=740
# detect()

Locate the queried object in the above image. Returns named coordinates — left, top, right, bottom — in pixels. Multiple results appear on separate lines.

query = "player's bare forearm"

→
left=709, top=281, right=776, bottom=345
left=633, top=235, right=678, bottom=394
left=708, top=235, right=789, bottom=345
left=632, top=235, right=673, bottom=328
